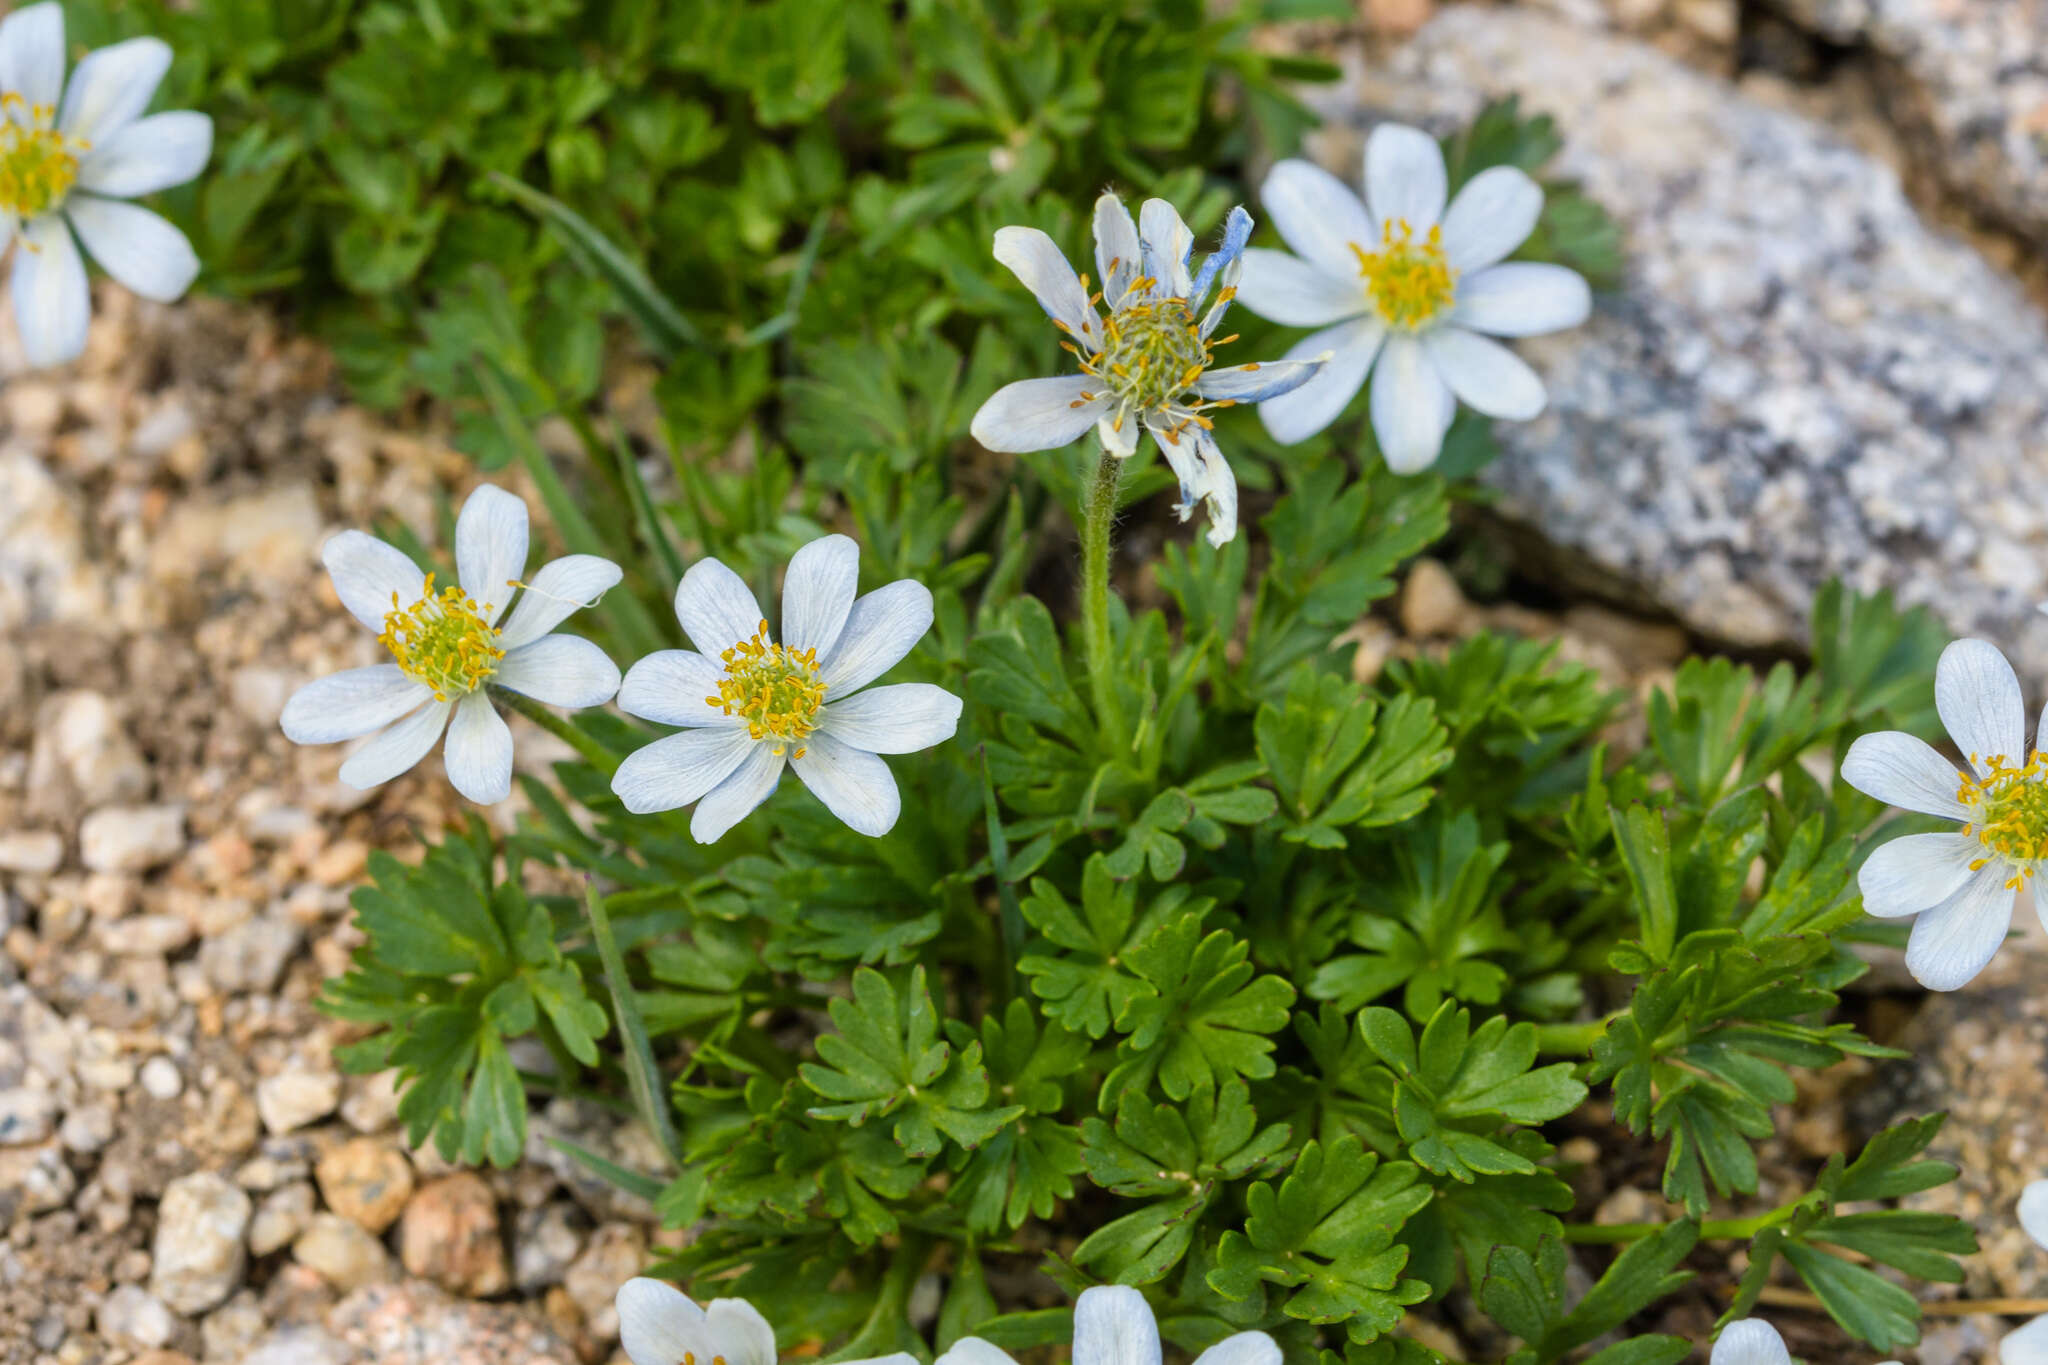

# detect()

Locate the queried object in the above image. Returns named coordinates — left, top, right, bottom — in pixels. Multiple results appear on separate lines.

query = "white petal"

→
left=703, top=1299, right=777, bottom=1365
left=1234, top=247, right=1361, bottom=328
left=994, top=226, right=1101, bottom=351
left=1710, top=1320, right=1791, bottom=1365
left=1151, top=421, right=1238, bottom=548
left=73, top=110, right=212, bottom=198
left=971, top=375, right=1111, bottom=452
left=618, top=651, right=745, bottom=729
left=280, top=666, right=432, bottom=745
left=1422, top=326, right=1546, bottom=421
left=57, top=36, right=171, bottom=143
left=692, top=742, right=785, bottom=842
left=337, top=700, right=452, bottom=791
left=1072, top=1285, right=1161, bottom=1365
left=1098, top=411, right=1140, bottom=458
left=1191, top=1333, right=1281, bottom=1365
left=1904, top=864, right=2015, bottom=992
left=673, top=557, right=765, bottom=658
left=2003, top=1316, right=2048, bottom=1365
left=781, top=534, right=859, bottom=658
left=1936, top=639, right=2027, bottom=767
left=819, top=579, right=933, bottom=694
left=1840, top=731, right=1971, bottom=821
left=1137, top=198, right=1193, bottom=297
left=63, top=196, right=198, bottom=303
left=454, top=484, right=530, bottom=624
left=492, top=635, right=619, bottom=710
left=2036, top=877, right=2048, bottom=937
left=497, top=554, right=623, bottom=650
left=1859, top=831, right=1984, bottom=918
left=616, top=1278, right=705, bottom=1365
left=1438, top=166, right=1544, bottom=272
left=612, top=728, right=757, bottom=815
left=1257, top=317, right=1385, bottom=445
left=11, top=214, right=88, bottom=368
left=937, top=1340, right=1021, bottom=1365
left=1450, top=262, right=1592, bottom=337
left=820, top=684, right=962, bottom=754
left=1365, top=123, right=1448, bottom=233
left=323, top=530, right=427, bottom=633
left=0, top=4, right=63, bottom=112
left=443, top=692, right=514, bottom=804
left=1093, top=193, right=1142, bottom=310
left=1194, top=357, right=1325, bottom=404
left=792, top=731, right=901, bottom=837
left=1258, top=159, right=1375, bottom=279
left=1370, top=334, right=1454, bottom=473
left=2020, top=1181, right=2048, bottom=1251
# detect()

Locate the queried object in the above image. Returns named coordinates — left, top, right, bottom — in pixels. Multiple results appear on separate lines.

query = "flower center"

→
left=1097, top=295, right=1210, bottom=412
left=1352, top=219, right=1457, bottom=330
left=1958, top=751, right=2048, bottom=887
left=0, top=98, right=82, bottom=220
left=706, top=620, right=825, bottom=756
left=378, top=574, right=505, bottom=701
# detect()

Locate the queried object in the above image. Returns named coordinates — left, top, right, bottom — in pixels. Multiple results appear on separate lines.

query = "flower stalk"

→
left=1080, top=447, right=1128, bottom=747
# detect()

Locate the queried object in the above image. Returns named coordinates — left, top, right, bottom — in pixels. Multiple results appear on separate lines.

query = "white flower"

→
left=2008, top=1181, right=2048, bottom=1365
left=615, top=1278, right=916, bottom=1365
left=1840, top=638, right=2048, bottom=991
left=0, top=2, right=213, bottom=368
left=941, top=1287, right=1277, bottom=1365
left=281, top=484, right=623, bottom=805
left=610, top=534, right=961, bottom=842
left=1710, top=1318, right=1900, bottom=1365
left=969, top=193, right=1326, bottom=547
left=1235, top=123, right=1592, bottom=472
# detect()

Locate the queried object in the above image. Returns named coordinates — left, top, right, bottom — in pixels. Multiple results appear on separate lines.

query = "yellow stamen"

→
left=709, top=619, right=826, bottom=756
left=377, top=573, right=505, bottom=702
left=1351, top=218, right=1457, bottom=330
left=1956, top=751, right=2048, bottom=889
left=0, top=95, right=85, bottom=222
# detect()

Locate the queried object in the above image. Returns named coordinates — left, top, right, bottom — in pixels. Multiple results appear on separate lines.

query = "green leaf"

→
left=1017, top=858, right=1203, bottom=1039
left=1113, top=918, right=1296, bottom=1101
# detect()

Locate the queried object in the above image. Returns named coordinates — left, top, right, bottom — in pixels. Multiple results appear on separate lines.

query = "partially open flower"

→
left=939, top=1286, right=1278, bottom=1365
left=2009, top=1181, right=2048, bottom=1364
left=615, top=1278, right=915, bottom=1365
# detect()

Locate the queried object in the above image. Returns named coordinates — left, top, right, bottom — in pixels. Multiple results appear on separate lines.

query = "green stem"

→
left=1533, top=1016, right=1613, bottom=1056
left=582, top=880, right=684, bottom=1168
left=1080, top=449, right=1127, bottom=746
left=1564, top=1203, right=1798, bottom=1245
left=493, top=687, right=620, bottom=775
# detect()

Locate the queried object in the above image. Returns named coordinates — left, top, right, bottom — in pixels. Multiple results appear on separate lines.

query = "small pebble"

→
left=140, top=1055, right=184, bottom=1100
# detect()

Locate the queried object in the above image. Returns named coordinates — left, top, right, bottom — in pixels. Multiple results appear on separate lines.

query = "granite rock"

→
left=327, top=1281, right=578, bottom=1364
left=150, top=1172, right=252, bottom=1315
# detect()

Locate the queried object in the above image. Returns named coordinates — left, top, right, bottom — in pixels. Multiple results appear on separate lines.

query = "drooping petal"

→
left=994, top=226, right=1102, bottom=352
left=1370, top=333, right=1454, bottom=474
left=1904, top=863, right=2015, bottom=992
left=1150, top=420, right=1238, bottom=548
left=443, top=692, right=514, bottom=804
left=337, top=700, right=452, bottom=791
left=1257, top=158, right=1375, bottom=280
left=611, top=728, right=757, bottom=815
left=1189, top=204, right=1253, bottom=303
left=936, top=1339, right=1022, bottom=1365
left=57, top=36, right=171, bottom=144
left=0, top=3, right=64, bottom=114
left=1364, top=123, right=1448, bottom=233
left=1137, top=198, right=1193, bottom=298
left=1093, top=193, right=1142, bottom=310
left=1449, top=262, right=1592, bottom=337
left=2020, top=1181, right=2048, bottom=1251
left=792, top=731, right=901, bottom=837
left=11, top=213, right=89, bottom=368
left=492, top=635, right=620, bottom=710
left=2003, top=1315, right=2048, bottom=1365
left=819, top=684, right=962, bottom=754
left=618, top=650, right=745, bottom=729
left=1072, top=1285, right=1161, bottom=1365
left=1936, top=638, right=2027, bottom=767
left=1858, top=831, right=1983, bottom=918
left=2036, top=877, right=2048, bottom=937
left=616, top=1278, right=706, bottom=1365
left=280, top=665, right=432, bottom=745
left=1098, top=410, right=1140, bottom=458
left=1194, top=356, right=1326, bottom=404
left=323, top=530, right=427, bottom=633
left=454, top=484, right=530, bottom=624
left=1257, top=317, right=1385, bottom=445
left=702, top=1299, right=778, bottom=1365
left=1422, top=326, right=1546, bottom=421
left=970, top=375, right=1112, bottom=453
left=781, top=533, right=859, bottom=659
left=73, top=110, right=213, bottom=198
left=1709, top=1320, right=1792, bottom=1365
left=497, top=554, right=623, bottom=650
left=62, top=196, right=199, bottom=303
left=819, top=580, right=934, bottom=694
left=691, top=742, right=785, bottom=842
left=1190, top=1333, right=1281, bottom=1365
left=1235, top=247, right=1362, bottom=328
left=1438, top=165, right=1544, bottom=272
left=673, top=557, right=765, bottom=659
left=1839, top=731, right=1971, bottom=821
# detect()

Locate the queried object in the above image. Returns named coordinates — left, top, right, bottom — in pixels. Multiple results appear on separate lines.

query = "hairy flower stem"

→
left=493, top=687, right=620, bottom=775
left=1081, top=449, right=1128, bottom=747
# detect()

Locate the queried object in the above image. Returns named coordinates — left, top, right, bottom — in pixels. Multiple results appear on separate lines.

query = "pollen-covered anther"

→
left=1352, top=217, right=1458, bottom=330
left=709, top=620, right=826, bottom=756
left=378, top=574, right=505, bottom=702
left=0, top=96, right=86, bottom=221
left=1098, top=295, right=1210, bottom=412
left=1956, top=750, right=2048, bottom=887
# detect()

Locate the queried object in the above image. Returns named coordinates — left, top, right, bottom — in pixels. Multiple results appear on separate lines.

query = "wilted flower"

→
left=970, top=193, right=1325, bottom=547
left=1842, top=639, right=2047, bottom=991
left=939, top=1286, right=1278, bottom=1365
left=611, top=534, right=961, bottom=841
left=281, top=484, right=622, bottom=805
left=615, top=1279, right=915, bottom=1365
left=1236, top=123, right=1591, bottom=472
left=0, top=2, right=213, bottom=366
